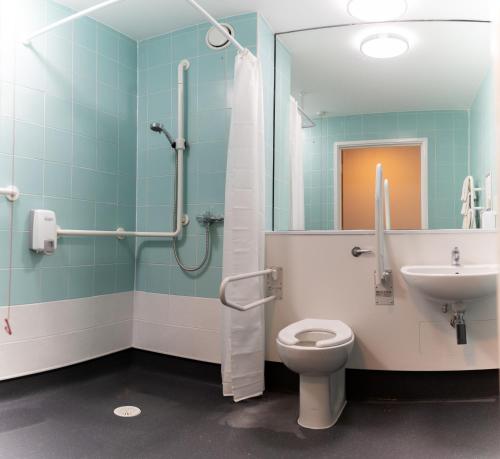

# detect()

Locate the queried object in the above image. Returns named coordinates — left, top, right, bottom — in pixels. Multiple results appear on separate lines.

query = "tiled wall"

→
left=0, top=0, right=137, bottom=306
left=302, top=111, right=469, bottom=230
left=257, top=16, right=275, bottom=230
left=1, top=4, right=272, bottom=309
left=273, top=41, right=292, bottom=231
left=135, top=14, right=259, bottom=299
left=470, top=68, right=495, bottom=209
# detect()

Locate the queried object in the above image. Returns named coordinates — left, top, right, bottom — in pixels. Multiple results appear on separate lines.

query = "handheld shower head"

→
left=150, top=122, right=164, bottom=133
left=150, top=122, right=176, bottom=149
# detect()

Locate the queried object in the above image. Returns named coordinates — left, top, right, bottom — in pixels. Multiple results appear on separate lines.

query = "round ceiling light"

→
left=361, top=33, right=409, bottom=58
left=348, top=0, right=407, bottom=21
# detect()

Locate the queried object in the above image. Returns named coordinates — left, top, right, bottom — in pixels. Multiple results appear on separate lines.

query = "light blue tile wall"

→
left=470, top=68, right=495, bottom=210
left=0, top=0, right=137, bottom=306
left=135, top=14, right=258, bottom=298
left=257, top=16, right=275, bottom=230
left=2, top=6, right=270, bottom=304
left=302, top=111, right=469, bottom=230
left=273, top=41, right=292, bottom=231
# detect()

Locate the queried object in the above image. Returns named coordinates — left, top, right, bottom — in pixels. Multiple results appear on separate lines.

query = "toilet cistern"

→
left=451, top=246, right=460, bottom=266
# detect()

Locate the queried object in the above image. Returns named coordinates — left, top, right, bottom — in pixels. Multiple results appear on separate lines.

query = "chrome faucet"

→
left=451, top=246, right=460, bottom=266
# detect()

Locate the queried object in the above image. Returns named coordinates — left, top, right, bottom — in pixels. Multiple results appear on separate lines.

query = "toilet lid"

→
left=277, top=319, right=353, bottom=348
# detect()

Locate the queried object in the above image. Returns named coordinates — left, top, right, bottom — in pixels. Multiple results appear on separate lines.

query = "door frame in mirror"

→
left=333, top=137, right=429, bottom=230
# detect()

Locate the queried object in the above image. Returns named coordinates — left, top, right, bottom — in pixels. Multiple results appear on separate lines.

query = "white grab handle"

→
left=220, top=268, right=281, bottom=311
left=0, top=185, right=19, bottom=202
left=375, top=165, right=391, bottom=285
left=384, top=178, right=391, bottom=230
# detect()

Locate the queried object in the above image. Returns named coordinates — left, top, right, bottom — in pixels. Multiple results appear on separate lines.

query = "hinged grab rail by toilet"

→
left=219, top=267, right=283, bottom=311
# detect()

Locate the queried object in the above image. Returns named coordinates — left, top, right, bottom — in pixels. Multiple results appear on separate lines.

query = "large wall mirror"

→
left=273, top=21, right=494, bottom=231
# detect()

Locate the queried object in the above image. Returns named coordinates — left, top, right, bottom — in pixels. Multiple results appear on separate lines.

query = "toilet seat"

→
left=278, top=319, right=353, bottom=348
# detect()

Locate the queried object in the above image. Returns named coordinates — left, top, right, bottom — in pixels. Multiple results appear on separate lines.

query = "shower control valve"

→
left=196, top=211, right=225, bottom=226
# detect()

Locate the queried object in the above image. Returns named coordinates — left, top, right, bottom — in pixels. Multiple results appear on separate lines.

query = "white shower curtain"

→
left=221, top=50, right=266, bottom=402
left=289, top=97, right=305, bottom=230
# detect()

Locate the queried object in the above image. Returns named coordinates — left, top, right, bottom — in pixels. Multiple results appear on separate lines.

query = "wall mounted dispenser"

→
left=30, top=209, right=58, bottom=255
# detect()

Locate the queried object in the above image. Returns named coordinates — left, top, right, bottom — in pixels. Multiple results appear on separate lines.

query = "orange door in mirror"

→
left=341, top=145, right=421, bottom=230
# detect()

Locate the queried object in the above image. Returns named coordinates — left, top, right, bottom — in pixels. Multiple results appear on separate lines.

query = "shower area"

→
left=0, top=0, right=274, bottom=378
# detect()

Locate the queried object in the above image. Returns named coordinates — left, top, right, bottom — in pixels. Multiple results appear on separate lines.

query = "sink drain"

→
left=114, top=406, right=141, bottom=417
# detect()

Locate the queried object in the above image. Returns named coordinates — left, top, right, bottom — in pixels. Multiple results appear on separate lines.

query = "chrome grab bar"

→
left=219, top=267, right=283, bottom=311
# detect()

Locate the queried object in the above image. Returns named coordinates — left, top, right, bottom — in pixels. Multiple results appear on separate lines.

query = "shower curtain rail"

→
left=219, top=267, right=283, bottom=311
left=0, top=186, right=20, bottom=202
left=23, top=0, right=249, bottom=55
left=22, top=0, right=126, bottom=45
left=184, top=0, right=246, bottom=53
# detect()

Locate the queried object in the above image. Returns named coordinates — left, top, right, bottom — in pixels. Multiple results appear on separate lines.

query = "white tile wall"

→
left=0, top=292, right=133, bottom=379
left=133, top=291, right=221, bottom=363
left=2, top=228, right=497, bottom=381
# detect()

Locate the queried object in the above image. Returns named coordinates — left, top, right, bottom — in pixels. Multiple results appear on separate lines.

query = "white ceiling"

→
left=55, top=0, right=493, bottom=116
left=280, top=21, right=492, bottom=116
left=55, top=0, right=494, bottom=41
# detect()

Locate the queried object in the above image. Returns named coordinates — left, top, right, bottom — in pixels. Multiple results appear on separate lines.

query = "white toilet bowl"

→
left=276, top=318, right=354, bottom=429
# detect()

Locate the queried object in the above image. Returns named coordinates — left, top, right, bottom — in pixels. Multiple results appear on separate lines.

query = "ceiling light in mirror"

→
left=347, top=0, right=407, bottom=21
left=361, top=33, right=409, bottom=58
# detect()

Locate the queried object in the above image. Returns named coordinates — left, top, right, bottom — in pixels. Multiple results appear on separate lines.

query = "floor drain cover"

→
left=114, top=406, right=141, bottom=417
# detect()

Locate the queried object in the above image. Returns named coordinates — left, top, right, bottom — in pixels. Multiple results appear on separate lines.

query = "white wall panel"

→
left=265, top=231, right=498, bottom=370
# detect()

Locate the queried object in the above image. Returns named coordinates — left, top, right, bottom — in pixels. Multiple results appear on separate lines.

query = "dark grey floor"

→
left=1, top=362, right=500, bottom=459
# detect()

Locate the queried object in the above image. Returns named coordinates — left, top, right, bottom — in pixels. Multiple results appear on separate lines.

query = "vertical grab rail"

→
left=219, top=268, right=283, bottom=311
left=384, top=178, right=391, bottom=230
left=375, top=164, right=391, bottom=285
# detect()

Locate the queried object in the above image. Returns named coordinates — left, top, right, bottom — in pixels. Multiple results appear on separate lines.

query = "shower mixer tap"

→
left=196, top=211, right=225, bottom=226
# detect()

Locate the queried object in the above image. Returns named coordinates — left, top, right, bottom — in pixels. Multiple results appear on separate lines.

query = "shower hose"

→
left=172, top=149, right=213, bottom=272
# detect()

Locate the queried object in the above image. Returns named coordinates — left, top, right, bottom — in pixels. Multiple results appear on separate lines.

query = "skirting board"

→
left=1, top=349, right=497, bottom=401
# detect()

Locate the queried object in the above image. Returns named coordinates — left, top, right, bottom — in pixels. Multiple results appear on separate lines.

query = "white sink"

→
left=400, top=265, right=498, bottom=302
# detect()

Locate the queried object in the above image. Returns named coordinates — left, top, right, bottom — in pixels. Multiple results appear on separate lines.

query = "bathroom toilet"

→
left=276, top=318, right=355, bottom=429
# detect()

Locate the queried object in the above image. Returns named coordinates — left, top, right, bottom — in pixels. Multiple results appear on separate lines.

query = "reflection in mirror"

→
left=273, top=21, right=494, bottom=231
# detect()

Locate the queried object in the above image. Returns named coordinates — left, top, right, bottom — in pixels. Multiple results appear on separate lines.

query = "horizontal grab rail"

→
left=220, top=267, right=283, bottom=311
left=57, top=227, right=183, bottom=239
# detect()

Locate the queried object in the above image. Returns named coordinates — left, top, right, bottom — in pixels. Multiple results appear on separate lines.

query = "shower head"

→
left=150, top=122, right=164, bottom=133
left=150, top=122, right=176, bottom=149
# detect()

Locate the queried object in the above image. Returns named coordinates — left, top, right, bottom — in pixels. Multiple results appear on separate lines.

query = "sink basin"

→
left=400, top=265, right=498, bottom=302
